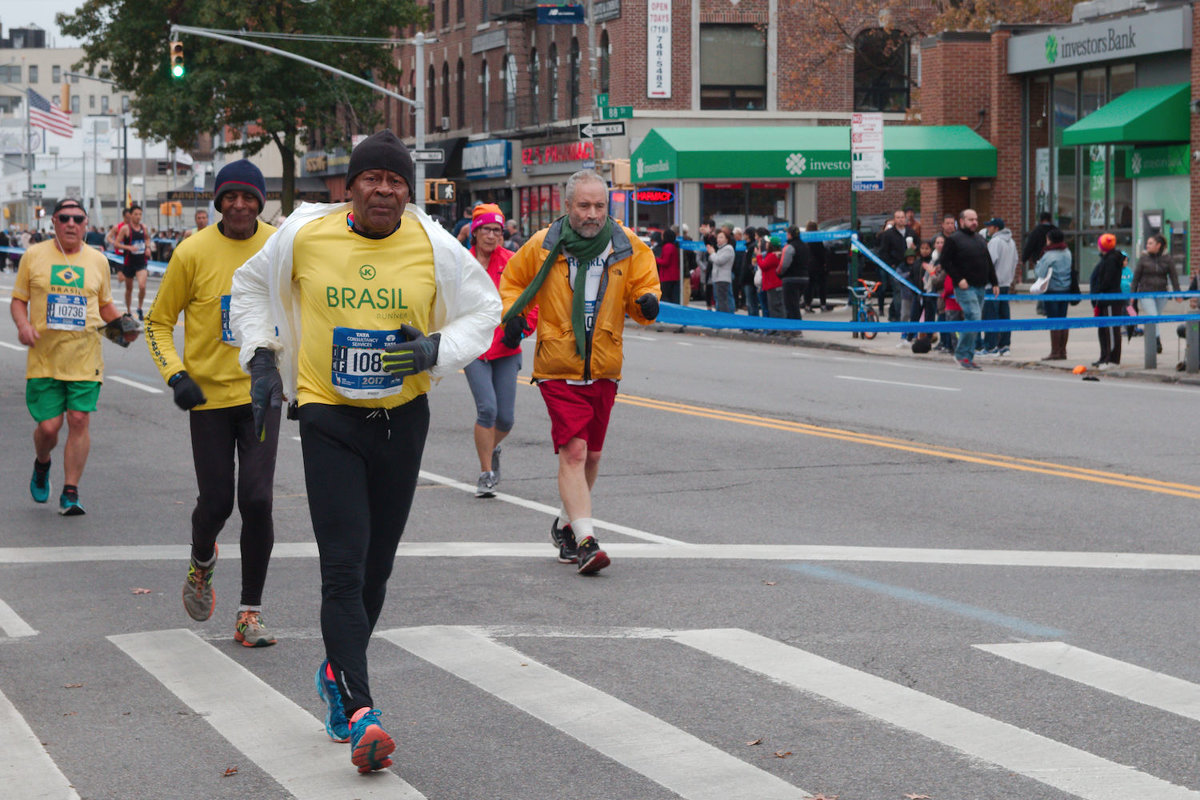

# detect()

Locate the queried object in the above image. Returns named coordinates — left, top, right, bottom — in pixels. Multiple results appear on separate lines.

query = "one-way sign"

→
left=411, top=149, right=445, bottom=164
left=578, top=121, right=626, bottom=139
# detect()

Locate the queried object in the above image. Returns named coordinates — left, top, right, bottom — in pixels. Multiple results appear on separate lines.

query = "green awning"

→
left=630, top=125, right=996, bottom=183
left=1060, top=82, right=1190, bottom=147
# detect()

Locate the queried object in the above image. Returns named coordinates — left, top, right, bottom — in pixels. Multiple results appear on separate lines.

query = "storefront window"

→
left=633, top=185, right=674, bottom=233
left=1028, top=76, right=1051, bottom=231
left=747, top=183, right=789, bottom=229
left=701, top=182, right=790, bottom=230
left=1052, top=71, right=1077, bottom=233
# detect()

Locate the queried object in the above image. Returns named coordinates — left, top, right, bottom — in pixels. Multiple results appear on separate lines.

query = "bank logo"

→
left=359, top=264, right=376, bottom=281
left=1045, top=34, right=1058, bottom=64
left=636, top=157, right=644, bottom=179
left=786, top=153, right=807, bottom=176
left=1131, top=152, right=1142, bottom=175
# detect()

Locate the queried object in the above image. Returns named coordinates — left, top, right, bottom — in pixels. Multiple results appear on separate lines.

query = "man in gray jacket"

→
left=982, top=217, right=1018, bottom=356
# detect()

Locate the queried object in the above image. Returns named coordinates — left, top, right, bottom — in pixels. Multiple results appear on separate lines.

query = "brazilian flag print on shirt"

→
left=46, top=264, right=87, bottom=331
left=291, top=211, right=437, bottom=409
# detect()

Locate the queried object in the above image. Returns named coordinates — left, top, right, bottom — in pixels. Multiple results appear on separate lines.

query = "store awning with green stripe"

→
left=1060, top=82, right=1190, bottom=147
left=630, top=125, right=997, bottom=183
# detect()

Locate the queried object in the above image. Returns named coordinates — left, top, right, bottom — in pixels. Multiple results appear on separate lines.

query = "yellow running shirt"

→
left=291, top=212, right=436, bottom=408
left=12, top=240, right=113, bottom=381
left=145, top=221, right=277, bottom=409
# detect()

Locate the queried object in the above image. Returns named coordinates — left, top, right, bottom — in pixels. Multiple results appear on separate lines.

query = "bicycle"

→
left=848, top=278, right=882, bottom=339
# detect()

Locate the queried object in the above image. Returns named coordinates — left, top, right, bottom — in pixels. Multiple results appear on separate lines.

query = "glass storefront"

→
left=701, top=182, right=789, bottom=230
left=1029, top=65, right=1139, bottom=279
left=517, top=184, right=561, bottom=235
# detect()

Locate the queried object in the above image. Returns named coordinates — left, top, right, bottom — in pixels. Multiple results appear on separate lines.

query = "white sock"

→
left=237, top=605, right=262, bottom=613
left=557, top=506, right=570, bottom=527
left=571, top=517, right=595, bottom=541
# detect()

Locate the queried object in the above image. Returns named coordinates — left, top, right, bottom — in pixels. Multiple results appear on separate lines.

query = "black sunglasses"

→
left=56, top=213, right=85, bottom=224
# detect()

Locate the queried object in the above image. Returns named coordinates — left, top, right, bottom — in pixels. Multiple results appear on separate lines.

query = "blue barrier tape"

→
left=654, top=302, right=1200, bottom=334
left=851, top=240, right=931, bottom=297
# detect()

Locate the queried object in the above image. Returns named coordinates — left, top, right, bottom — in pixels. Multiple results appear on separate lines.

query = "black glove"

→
left=248, top=347, right=282, bottom=442
left=101, top=313, right=141, bottom=347
left=636, top=293, right=659, bottom=321
left=381, top=324, right=441, bottom=377
left=501, top=315, right=526, bottom=349
left=168, top=371, right=207, bottom=410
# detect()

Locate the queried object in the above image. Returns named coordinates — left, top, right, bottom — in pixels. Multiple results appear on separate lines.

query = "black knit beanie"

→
left=213, top=159, right=266, bottom=210
left=346, top=130, right=415, bottom=195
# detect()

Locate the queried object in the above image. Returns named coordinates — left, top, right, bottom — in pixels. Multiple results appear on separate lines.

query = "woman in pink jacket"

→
left=465, top=204, right=537, bottom=497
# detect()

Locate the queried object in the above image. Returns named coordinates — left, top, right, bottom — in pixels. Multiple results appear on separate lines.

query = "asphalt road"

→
left=3, top=273, right=1200, bottom=800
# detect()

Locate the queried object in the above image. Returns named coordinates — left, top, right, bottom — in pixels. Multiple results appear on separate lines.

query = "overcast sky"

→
left=0, top=1, right=83, bottom=47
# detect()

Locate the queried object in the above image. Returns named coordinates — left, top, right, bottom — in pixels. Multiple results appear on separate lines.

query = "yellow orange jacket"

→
left=500, top=218, right=660, bottom=381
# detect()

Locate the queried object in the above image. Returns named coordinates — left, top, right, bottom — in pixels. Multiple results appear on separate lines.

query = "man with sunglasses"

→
left=145, top=160, right=281, bottom=647
left=11, top=199, right=137, bottom=515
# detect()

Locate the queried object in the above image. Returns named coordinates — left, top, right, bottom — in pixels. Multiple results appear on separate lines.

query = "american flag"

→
left=27, top=89, right=74, bottom=138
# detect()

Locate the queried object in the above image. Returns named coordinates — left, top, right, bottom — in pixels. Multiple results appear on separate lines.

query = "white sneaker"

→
left=475, top=471, right=497, bottom=498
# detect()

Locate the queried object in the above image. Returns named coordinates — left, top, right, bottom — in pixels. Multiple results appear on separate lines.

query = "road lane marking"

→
left=616, top=392, right=1200, bottom=500
left=0, top=340, right=23, bottom=351
left=109, top=629, right=426, bottom=799
left=0, top=687, right=81, bottom=799
left=976, top=641, right=1200, bottom=722
left=5, top=542, right=1200, bottom=570
left=418, top=470, right=688, bottom=545
left=106, top=374, right=163, bottom=394
left=670, top=628, right=1200, bottom=800
left=788, top=564, right=1065, bottom=637
left=0, top=597, right=37, bottom=637
left=836, top=375, right=960, bottom=392
left=379, top=625, right=809, bottom=800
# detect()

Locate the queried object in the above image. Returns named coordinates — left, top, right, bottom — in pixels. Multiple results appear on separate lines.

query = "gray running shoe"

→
left=475, top=471, right=497, bottom=498
left=182, top=545, right=217, bottom=621
left=491, top=446, right=501, bottom=483
left=234, top=610, right=277, bottom=647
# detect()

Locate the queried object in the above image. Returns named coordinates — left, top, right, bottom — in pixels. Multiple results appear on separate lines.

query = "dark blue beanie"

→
left=213, top=159, right=266, bottom=210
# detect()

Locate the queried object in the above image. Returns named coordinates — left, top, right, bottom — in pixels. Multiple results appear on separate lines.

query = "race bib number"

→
left=220, top=295, right=237, bottom=345
left=330, top=326, right=404, bottom=399
left=46, top=264, right=87, bottom=331
left=132, top=240, right=145, bottom=255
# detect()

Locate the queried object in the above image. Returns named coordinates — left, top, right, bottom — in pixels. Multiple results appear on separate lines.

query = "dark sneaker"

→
left=234, top=610, right=276, bottom=648
left=551, top=518, right=578, bottom=564
left=30, top=464, right=50, bottom=504
left=576, top=536, right=610, bottom=575
left=349, top=708, right=395, bottom=774
left=136, top=308, right=144, bottom=321
left=475, top=471, right=497, bottom=498
left=58, top=491, right=85, bottom=516
left=491, top=446, right=501, bottom=483
left=315, top=660, right=350, bottom=742
left=958, top=358, right=982, bottom=371
left=182, top=544, right=217, bottom=621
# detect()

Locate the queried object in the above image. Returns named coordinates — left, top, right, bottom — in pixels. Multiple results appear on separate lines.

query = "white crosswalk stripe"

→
left=109, top=629, right=427, bottom=800
left=379, top=625, right=809, bottom=800
left=670, top=628, right=1200, bottom=800
left=0, top=686, right=81, bottom=799
left=976, top=641, right=1200, bottom=723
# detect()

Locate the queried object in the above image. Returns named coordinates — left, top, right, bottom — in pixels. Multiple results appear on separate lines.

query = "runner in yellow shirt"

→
left=231, top=130, right=499, bottom=774
left=145, top=160, right=280, bottom=647
left=10, top=199, right=139, bottom=515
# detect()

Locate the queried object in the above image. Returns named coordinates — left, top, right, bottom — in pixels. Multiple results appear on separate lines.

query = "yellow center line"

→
left=612, top=392, right=1200, bottom=501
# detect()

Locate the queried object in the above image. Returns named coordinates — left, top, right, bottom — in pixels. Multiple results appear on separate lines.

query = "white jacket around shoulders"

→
left=229, top=201, right=501, bottom=397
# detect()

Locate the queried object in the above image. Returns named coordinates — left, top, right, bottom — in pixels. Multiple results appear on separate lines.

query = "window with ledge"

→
left=52, top=65, right=61, bottom=83
left=853, top=28, right=910, bottom=112
left=70, top=95, right=79, bottom=113
left=548, top=43, right=558, bottom=120
left=457, top=59, right=465, bottom=128
left=442, top=62, right=450, bottom=130
left=427, top=65, right=437, bottom=134
left=600, top=31, right=610, bottom=94
left=529, top=48, right=540, bottom=125
left=481, top=58, right=490, bottom=131
left=504, top=53, right=517, bottom=129
left=699, top=25, right=766, bottom=110
left=568, top=38, right=580, bottom=118
left=28, top=65, right=38, bottom=83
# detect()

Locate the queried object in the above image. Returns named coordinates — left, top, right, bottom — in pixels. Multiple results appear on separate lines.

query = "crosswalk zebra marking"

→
left=379, top=625, right=810, bottom=800
left=0, top=596, right=37, bottom=638
left=109, top=628, right=427, bottom=799
left=0, top=685, right=81, bottom=799
left=976, top=641, right=1200, bottom=723
left=669, top=628, right=1200, bottom=800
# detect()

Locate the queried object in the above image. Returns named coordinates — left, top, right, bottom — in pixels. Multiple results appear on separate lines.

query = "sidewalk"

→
left=663, top=291, right=1200, bottom=385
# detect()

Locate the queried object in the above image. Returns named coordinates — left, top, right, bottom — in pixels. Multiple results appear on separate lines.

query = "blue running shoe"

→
left=30, top=464, right=50, bottom=504
left=349, top=708, right=395, bottom=774
left=315, top=661, right=350, bottom=743
left=58, top=491, right=85, bottom=516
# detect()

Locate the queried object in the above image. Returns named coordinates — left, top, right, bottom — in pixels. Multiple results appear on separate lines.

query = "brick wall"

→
left=1193, top=6, right=1200, bottom=274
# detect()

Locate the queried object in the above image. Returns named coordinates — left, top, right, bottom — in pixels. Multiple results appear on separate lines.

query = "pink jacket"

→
left=472, top=245, right=537, bottom=360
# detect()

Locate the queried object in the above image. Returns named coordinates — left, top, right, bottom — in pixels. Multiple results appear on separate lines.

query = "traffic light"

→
left=60, top=83, right=70, bottom=112
left=169, top=41, right=185, bottom=78
left=425, top=179, right=455, bottom=204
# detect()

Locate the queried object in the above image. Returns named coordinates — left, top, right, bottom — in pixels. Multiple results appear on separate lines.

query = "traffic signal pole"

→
left=170, top=25, right=433, bottom=204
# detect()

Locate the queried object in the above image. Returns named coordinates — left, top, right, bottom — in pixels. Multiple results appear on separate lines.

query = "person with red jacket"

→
left=655, top=228, right=680, bottom=304
left=758, top=237, right=785, bottom=318
left=465, top=204, right=536, bottom=497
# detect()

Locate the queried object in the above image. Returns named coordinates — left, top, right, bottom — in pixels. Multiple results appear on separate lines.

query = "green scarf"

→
left=503, top=216, right=614, bottom=359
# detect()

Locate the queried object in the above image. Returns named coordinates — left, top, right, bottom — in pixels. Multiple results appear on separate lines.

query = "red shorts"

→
left=538, top=379, right=618, bottom=453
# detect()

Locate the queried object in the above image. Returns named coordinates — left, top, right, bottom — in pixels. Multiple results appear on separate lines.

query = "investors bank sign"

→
left=1008, top=5, right=1191, bottom=74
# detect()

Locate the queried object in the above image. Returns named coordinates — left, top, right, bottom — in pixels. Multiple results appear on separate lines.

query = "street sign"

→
left=850, top=112, right=884, bottom=192
left=537, top=4, right=585, bottom=24
left=22, top=190, right=42, bottom=199
left=600, top=105, right=633, bottom=120
left=595, top=93, right=609, bottom=107
left=411, top=149, right=445, bottom=164
left=579, top=121, right=626, bottom=139
left=32, top=183, right=45, bottom=189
